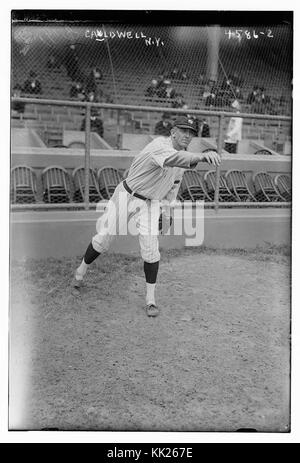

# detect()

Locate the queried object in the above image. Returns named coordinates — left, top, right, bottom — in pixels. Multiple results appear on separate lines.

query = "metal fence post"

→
left=214, top=113, right=225, bottom=212
left=116, top=109, right=121, bottom=149
left=84, top=104, right=91, bottom=210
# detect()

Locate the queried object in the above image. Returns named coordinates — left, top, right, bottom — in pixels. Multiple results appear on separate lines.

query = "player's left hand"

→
left=158, top=212, right=173, bottom=234
left=202, top=151, right=221, bottom=166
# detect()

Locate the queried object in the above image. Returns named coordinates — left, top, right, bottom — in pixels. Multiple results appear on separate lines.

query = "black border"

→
left=11, top=10, right=293, bottom=26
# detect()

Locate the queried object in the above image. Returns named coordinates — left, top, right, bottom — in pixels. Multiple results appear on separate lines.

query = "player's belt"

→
left=123, top=180, right=148, bottom=201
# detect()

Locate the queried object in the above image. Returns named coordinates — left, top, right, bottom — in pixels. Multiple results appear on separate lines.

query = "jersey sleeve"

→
left=164, top=151, right=201, bottom=168
left=150, top=138, right=201, bottom=169
left=150, top=138, right=178, bottom=168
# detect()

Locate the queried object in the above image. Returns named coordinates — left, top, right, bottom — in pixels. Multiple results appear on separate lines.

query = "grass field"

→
left=9, top=244, right=291, bottom=432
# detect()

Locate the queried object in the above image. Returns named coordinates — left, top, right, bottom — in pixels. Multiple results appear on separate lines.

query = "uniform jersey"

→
left=92, top=136, right=202, bottom=264
left=126, top=136, right=199, bottom=201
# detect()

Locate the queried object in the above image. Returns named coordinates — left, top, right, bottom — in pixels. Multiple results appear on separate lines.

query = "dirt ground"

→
left=9, top=246, right=291, bottom=432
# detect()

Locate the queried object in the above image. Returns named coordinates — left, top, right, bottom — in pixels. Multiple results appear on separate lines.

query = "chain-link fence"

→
left=11, top=98, right=292, bottom=210
left=11, top=22, right=292, bottom=150
left=12, top=22, right=292, bottom=110
left=11, top=20, right=292, bottom=210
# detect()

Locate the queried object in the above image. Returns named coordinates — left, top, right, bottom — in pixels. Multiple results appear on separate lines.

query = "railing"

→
left=11, top=97, right=292, bottom=212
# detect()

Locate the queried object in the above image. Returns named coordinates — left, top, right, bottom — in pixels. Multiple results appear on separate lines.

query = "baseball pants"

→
left=92, top=182, right=161, bottom=263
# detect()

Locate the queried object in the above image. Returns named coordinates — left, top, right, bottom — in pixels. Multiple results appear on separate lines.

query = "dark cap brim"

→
left=174, top=124, right=197, bottom=133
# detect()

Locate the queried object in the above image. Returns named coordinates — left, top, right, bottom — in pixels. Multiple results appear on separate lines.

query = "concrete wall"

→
left=11, top=147, right=291, bottom=175
left=11, top=129, right=46, bottom=148
left=63, top=130, right=113, bottom=150
left=10, top=207, right=291, bottom=260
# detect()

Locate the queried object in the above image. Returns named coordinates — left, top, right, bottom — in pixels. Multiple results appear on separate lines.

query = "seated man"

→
left=171, top=93, right=186, bottom=109
left=80, top=91, right=103, bottom=137
left=85, top=66, right=103, bottom=99
left=69, top=81, right=86, bottom=100
left=145, top=79, right=159, bottom=98
left=154, top=113, right=173, bottom=136
left=23, top=70, right=42, bottom=95
left=200, top=119, right=210, bottom=138
left=11, top=84, right=25, bottom=116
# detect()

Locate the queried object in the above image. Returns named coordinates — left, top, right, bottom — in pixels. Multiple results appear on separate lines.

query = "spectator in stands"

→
left=47, top=53, right=60, bottom=69
left=247, top=85, right=260, bottom=105
left=279, top=94, right=287, bottom=106
left=171, top=93, right=186, bottom=109
left=224, top=100, right=243, bottom=154
left=11, top=84, right=25, bottom=115
left=200, top=119, right=210, bottom=138
left=164, top=80, right=176, bottom=100
left=213, top=79, right=233, bottom=108
left=23, top=70, right=42, bottom=95
left=169, top=66, right=180, bottom=80
left=250, top=87, right=272, bottom=114
left=180, top=70, right=188, bottom=81
left=64, top=44, right=82, bottom=81
left=80, top=91, right=104, bottom=138
left=154, top=113, right=173, bottom=136
left=234, top=86, right=243, bottom=102
left=186, top=114, right=200, bottom=136
left=145, top=79, right=159, bottom=98
left=229, top=73, right=243, bottom=88
left=156, top=79, right=171, bottom=99
left=204, top=91, right=216, bottom=107
left=278, top=94, right=288, bottom=115
left=69, top=81, right=86, bottom=100
left=204, top=81, right=220, bottom=107
left=157, top=70, right=167, bottom=83
left=202, top=83, right=212, bottom=100
left=156, top=73, right=168, bottom=97
left=259, top=87, right=270, bottom=105
left=85, top=66, right=103, bottom=99
left=221, top=77, right=232, bottom=91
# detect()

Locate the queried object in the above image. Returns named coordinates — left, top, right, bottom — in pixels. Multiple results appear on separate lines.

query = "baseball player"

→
left=73, top=116, right=221, bottom=317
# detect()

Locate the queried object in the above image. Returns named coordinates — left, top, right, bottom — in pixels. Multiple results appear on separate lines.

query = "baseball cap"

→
left=173, top=116, right=198, bottom=134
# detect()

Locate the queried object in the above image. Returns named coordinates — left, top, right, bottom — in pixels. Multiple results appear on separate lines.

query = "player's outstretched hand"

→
left=202, top=151, right=221, bottom=166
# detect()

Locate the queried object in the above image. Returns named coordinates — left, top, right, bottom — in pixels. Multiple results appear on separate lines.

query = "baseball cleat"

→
left=73, top=270, right=84, bottom=289
left=145, top=303, right=160, bottom=317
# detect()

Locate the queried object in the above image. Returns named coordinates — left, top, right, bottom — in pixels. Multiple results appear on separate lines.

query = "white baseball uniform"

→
left=92, top=136, right=200, bottom=263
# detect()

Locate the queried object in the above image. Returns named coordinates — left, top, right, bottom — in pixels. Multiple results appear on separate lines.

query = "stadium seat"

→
left=204, top=170, right=236, bottom=202
left=274, top=174, right=292, bottom=202
left=42, top=166, right=72, bottom=203
left=72, top=166, right=103, bottom=203
left=252, top=172, right=282, bottom=202
left=254, top=149, right=273, bottom=155
left=11, top=165, right=37, bottom=204
left=67, top=141, right=86, bottom=149
left=179, top=170, right=212, bottom=202
left=97, top=166, right=123, bottom=199
left=51, top=144, right=69, bottom=148
left=224, top=170, right=257, bottom=202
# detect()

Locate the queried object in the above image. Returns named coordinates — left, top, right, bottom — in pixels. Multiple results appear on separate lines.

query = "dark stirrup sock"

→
left=143, top=261, right=159, bottom=284
left=83, top=242, right=101, bottom=264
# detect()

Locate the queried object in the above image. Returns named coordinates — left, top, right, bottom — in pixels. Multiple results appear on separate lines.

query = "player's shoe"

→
left=145, top=303, right=160, bottom=317
left=72, top=270, right=84, bottom=289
